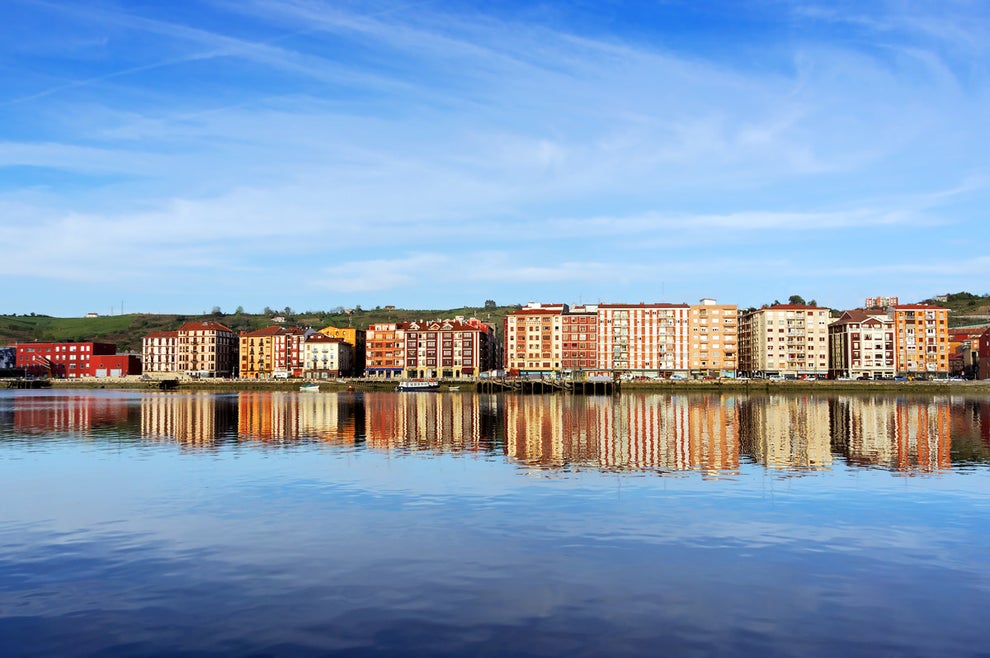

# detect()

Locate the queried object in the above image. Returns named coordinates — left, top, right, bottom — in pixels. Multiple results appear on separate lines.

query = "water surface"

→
left=2, top=390, right=989, bottom=656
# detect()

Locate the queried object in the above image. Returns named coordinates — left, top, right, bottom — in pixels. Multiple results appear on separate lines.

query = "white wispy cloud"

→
left=1, top=0, right=988, bottom=313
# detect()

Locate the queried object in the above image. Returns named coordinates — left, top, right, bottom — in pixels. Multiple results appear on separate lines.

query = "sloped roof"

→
left=178, top=320, right=234, bottom=333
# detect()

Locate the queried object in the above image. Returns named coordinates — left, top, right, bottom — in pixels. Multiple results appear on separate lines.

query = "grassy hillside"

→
left=923, top=292, right=990, bottom=327
left=0, top=305, right=521, bottom=353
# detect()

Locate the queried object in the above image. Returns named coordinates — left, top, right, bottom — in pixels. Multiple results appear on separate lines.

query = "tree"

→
left=263, top=306, right=274, bottom=316
left=211, top=306, right=223, bottom=317
left=484, top=299, right=497, bottom=309
left=788, top=295, right=806, bottom=305
left=234, top=305, right=244, bottom=315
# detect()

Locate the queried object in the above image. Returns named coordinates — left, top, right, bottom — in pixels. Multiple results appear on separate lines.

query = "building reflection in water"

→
left=364, top=392, right=499, bottom=454
left=830, top=395, right=952, bottom=472
left=504, top=394, right=741, bottom=475
left=117, top=391, right=984, bottom=472
left=141, top=393, right=238, bottom=448
left=237, top=392, right=365, bottom=445
left=739, top=395, right=833, bottom=471
left=12, top=394, right=132, bottom=438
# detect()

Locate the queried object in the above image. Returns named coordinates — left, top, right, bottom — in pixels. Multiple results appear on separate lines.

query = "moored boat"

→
left=395, top=380, right=440, bottom=392
left=299, top=384, right=320, bottom=392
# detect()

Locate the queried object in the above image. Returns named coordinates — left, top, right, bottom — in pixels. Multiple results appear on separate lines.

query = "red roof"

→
left=832, top=310, right=890, bottom=326
left=892, top=304, right=948, bottom=311
left=178, top=320, right=234, bottom=333
left=306, top=333, right=342, bottom=343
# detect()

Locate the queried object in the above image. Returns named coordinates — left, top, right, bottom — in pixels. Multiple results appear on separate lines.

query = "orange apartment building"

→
left=504, top=303, right=567, bottom=376
left=688, top=299, right=738, bottom=376
left=890, top=304, right=949, bottom=376
left=366, top=322, right=405, bottom=378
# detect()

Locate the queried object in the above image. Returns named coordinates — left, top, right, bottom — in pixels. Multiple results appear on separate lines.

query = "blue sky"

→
left=2, top=0, right=988, bottom=316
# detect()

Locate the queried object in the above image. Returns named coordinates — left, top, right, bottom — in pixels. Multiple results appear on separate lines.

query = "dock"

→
left=478, top=379, right=618, bottom=395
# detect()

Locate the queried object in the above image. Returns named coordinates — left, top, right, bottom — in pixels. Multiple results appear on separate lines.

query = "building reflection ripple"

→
left=76, top=391, right=988, bottom=472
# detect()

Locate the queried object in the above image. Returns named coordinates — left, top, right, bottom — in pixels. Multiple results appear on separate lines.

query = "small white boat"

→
left=395, top=380, right=440, bottom=392
left=448, top=386, right=460, bottom=391
left=299, top=384, right=320, bottom=392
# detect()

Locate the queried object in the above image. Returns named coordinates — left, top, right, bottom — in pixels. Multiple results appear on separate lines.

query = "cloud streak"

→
left=1, top=0, right=988, bottom=314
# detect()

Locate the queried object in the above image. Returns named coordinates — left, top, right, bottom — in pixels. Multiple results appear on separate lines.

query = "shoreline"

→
left=33, top=377, right=990, bottom=394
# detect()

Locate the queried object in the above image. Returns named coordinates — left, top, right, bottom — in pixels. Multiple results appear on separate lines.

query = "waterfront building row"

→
left=365, top=317, right=497, bottom=379
left=506, top=300, right=957, bottom=379
left=2, top=301, right=981, bottom=380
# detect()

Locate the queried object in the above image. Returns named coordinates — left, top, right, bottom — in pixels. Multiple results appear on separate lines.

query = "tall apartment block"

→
left=143, top=330, right=179, bottom=373
left=688, top=299, right=738, bottom=375
left=505, top=299, right=738, bottom=378
left=504, top=303, right=567, bottom=375
left=739, top=304, right=832, bottom=378
left=864, top=296, right=899, bottom=309
left=366, top=323, right=406, bottom=378
left=176, top=321, right=238, bottom=377
left=890, top=304, right=949, bottom=376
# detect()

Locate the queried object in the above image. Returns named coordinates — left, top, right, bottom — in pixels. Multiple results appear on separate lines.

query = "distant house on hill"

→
left=85, top=312, right=99, bottom=318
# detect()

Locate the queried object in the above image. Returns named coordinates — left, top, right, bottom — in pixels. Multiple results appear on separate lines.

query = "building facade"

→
left=177, top=321, right=237, bottom=377
left=739, top=304, right=832, bottom=378
left=240, top=326, right=308, bottom=378
left=142, top=330, right=179, bottom=374
left=91, top=354, right=142, bottom=377
left=318, top=326, right=366, bottom=376
left=890, top=304, right=950, bottom=376
left=864, top=296, right=899, bottom=309
left=828, top=310, right=895, bottom=380
left=979, top=329, right=990, bottom=380
left=0, top=346, right=15, bottom=370
left=365, top=323, right=405, bottom=378
left=403, top=317, right=496, bottom=378
left=504, top=303, right=567, bottom=376
left=595, top=303, right=691, bottom=376
left=303, top=333, right=353, bottom=379
left=561, top=306, right=598, bottom=374
left=688, top=299, right=739, bottom=376
left=15, top=342, right=117, bottom=378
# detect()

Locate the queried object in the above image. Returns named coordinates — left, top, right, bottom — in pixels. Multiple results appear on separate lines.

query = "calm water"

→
left=2, top=389, right=990, bottom=657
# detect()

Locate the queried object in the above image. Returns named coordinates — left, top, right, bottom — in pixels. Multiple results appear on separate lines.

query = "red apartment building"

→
left=15, top=342, right=140, bottom=378
left=402, top=317, right=496, bottom=378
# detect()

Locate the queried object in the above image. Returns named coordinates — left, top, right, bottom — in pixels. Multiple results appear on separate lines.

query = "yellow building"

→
left=318, top=325, right=366, bottom=376
left=239, top=326, right=283, bottom=379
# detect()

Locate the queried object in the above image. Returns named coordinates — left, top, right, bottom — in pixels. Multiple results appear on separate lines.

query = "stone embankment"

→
left=40, top=375, right=990, bottom=394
